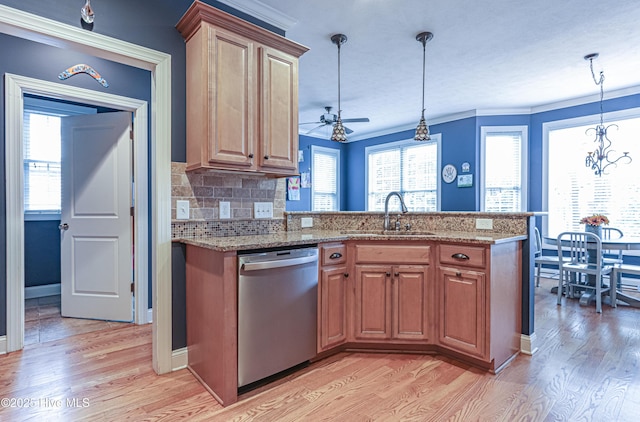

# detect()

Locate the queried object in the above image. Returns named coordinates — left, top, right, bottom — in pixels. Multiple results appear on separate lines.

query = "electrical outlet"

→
left=476, top=218, right=493, bottom=230
left=301, top=217, right=313, bottom=228
left=254, top=202, right=273, bottom=219
left=219, top=201, right=231, bottom=219
left=176, top=200, right=189, bottom=220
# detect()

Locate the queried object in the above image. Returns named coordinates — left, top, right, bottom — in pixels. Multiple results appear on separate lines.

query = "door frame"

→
left=1, top=5, right=173, bottom=374
left=7, top=74, right=145, bottom=330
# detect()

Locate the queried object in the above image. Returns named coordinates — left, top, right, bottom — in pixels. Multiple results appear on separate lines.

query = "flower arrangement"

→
left=580, top=214, right=609, bottom=226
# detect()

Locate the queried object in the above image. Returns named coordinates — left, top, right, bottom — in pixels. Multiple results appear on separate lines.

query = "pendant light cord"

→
left=421, top=39, right=426, bottom=118
left=337, top=41, right=341, bottom=118
left=589, top=57, right=605, bottom=126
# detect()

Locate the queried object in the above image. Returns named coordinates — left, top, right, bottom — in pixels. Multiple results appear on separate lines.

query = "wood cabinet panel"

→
left=354, top=244, right=430, bottom=264
left=258, top=47, right=298, bottom=172
left=354, top=265, right=392, bottom=340
left=438, top=267, right=486, bottom=358
left=393, top=266, right=429, bottom=341
left=319, top=266, right=348, bottom=351
left=439, top=244, right=485, bottom=268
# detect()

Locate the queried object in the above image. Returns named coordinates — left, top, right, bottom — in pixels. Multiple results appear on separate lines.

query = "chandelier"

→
left=584, top=53, right=632, bottom=176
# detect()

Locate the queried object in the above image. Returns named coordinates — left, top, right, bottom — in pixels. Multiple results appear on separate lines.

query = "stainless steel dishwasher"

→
left=237, top=245, right=318, bottom=388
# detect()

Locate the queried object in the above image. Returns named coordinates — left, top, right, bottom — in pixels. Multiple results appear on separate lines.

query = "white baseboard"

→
left=25, top=283, right=61, bottom=299
left=520, top=332, right=538, bottom=355
left=172, top=347, right=188, bottom=371
left=0, top=336, right=7, bottom=355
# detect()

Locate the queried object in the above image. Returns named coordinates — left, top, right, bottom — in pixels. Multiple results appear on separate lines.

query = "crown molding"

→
left=215, top=0, right=298, bottom=31
left=531, top=84, right=640, bottom=114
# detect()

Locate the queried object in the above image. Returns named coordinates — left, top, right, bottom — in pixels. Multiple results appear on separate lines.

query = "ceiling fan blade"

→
left=341, top=117, right=370, bottom=123
left=299, top=121, right=322, bottom=125
left=305, top=124, right=326, bottom=134
left=344, top=126, right=354, bottom=135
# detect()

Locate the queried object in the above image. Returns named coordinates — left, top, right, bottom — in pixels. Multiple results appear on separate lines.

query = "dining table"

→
left=544, top=234, right=640, bottom=308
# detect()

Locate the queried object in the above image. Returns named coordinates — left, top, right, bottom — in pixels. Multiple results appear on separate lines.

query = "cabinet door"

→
left=206, top=26, right=255, bottom=168
left=438, top=267, right=486, bottom=359
left=354, top=265, right=391, bottom=340
left=258, top=47, right=298, bottom=173
left=319, top=266, right=348, bottom=351
left=393, top=265, right=429, bottom=341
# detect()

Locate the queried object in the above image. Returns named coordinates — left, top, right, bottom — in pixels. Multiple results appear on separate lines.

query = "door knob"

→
left=59, top=223, right=69, bottom=230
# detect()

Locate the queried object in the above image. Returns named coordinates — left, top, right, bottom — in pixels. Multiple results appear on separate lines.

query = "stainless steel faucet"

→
left=383, top=191, right=408, bottom=230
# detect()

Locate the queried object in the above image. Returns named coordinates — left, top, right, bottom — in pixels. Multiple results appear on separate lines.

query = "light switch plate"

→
left=176, top=200, right=189, bottom=220
left=476, top=218, right=493, bottom=230
left=301, top=217, right=313, bottom=228
left=254, top=202, right=273, bottom=219
left=219, top=201, right=231, bottom=219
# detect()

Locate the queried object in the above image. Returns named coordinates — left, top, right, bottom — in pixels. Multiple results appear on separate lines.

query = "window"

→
left=481, top=126, right=528, bottom=212
left=23, top=97, right=96, bottom=217
left=545, top=110, right=640, bottom=238
left=365, top=135, right=440, bottom=211
left=311, top=145, right=340, bottom=211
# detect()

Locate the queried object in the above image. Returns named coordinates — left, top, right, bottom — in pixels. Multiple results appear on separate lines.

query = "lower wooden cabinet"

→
left=438, top=267, right=486, bottom=359
left=354, top=264, right=430, bottom=342
left=318, top=243, right=349, bottom=352
left=318, top=265, right=349, bottom=351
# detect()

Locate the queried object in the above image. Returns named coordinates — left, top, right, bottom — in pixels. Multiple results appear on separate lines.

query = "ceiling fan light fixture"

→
left=414, top=31, right=433, bottom=142
left=331, top=116, right=347, bottom=142
left=331, top=33, right=348, bottom=142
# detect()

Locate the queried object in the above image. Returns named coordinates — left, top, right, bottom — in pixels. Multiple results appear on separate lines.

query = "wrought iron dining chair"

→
left=534, top=227, right=569, bottom=287
left=556, top=231, right=615, bottom=313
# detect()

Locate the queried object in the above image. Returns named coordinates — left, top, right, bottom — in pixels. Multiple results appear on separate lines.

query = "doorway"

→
left=23, top=97, right=135, bottom=345
left=5, top=73, right=148, bottom=351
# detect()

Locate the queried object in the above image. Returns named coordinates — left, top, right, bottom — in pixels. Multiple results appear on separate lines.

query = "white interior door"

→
left=60, top=112, right=133, bottom=322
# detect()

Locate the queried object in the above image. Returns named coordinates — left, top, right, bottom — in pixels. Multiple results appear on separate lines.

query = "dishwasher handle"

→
left=241, top=254, right=317, bottom=272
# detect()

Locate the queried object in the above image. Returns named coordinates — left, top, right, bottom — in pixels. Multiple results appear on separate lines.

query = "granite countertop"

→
left=178, top=229, right=527, bottom=252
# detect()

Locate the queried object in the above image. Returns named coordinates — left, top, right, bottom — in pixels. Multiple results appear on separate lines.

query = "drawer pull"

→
left=248, top=153, right=254, bottom=158
left=329, top=252, right=343, bottom=260
left=451, top=253, right=470, bottom=260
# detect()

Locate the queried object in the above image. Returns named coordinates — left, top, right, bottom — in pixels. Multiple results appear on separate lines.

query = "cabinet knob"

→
left=386, top=272, right=391, bottom=277
left=248, top=153, right=254, bottom=158
left=344, top=273, right=349, bottom=278
left=451, top=253, right=470, bottom=260
left=394, top=272, right=399, bottom=277
left=264, top=155, right=269, bottom=160
left=456, top=271, right=462, bottom=277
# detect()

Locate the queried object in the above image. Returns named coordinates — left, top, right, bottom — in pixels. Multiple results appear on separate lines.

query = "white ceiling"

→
left=229, top=0, right=640, bottom=141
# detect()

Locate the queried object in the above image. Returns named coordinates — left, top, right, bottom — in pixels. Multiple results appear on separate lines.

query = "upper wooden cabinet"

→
left=177, top=1, right=308, bottom=175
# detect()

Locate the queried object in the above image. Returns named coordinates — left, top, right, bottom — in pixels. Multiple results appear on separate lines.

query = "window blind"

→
left=367, top=139, right=438, bottom=211
left=483, top=132, right=522, bottom=212
left=312, top=146, right=340, bottom=211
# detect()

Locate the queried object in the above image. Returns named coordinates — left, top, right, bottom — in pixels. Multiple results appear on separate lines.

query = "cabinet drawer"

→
left=439, top=244, right=486, bottom=268
left=355, top=244, right=430, bottom=264
left=321, top=243, right=347, bottom=266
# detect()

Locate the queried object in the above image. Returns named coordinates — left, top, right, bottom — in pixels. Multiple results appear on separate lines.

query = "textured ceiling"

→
left=245, top=0, right=640, bottom=141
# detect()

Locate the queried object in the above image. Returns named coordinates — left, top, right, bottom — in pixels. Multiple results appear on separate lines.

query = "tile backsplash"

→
left=171, top=162, right=286, bottom=220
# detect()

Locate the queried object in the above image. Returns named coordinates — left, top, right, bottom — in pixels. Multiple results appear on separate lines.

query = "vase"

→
left=584, top=224, right=602, bottom=239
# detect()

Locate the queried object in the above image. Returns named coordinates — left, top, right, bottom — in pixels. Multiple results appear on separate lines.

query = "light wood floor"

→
left=2, top=277, right=640, bottom=421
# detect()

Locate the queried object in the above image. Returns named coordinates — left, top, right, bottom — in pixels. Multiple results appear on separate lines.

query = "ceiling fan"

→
left=300, top=106, right=370, bottom=135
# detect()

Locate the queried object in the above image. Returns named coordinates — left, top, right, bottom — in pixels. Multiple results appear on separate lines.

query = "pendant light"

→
left=414, top=31, right=434, bottom=141
left=330, top=33, right=348, bottom=142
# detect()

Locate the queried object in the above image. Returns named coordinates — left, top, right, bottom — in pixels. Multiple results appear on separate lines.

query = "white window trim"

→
left=480, top=125, right=528, bottom=212
left=310, top=144, right=341, bottom=211
left=542, top=107, right=640, bottom=257
left=364, top=134, right=442, bottom=211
